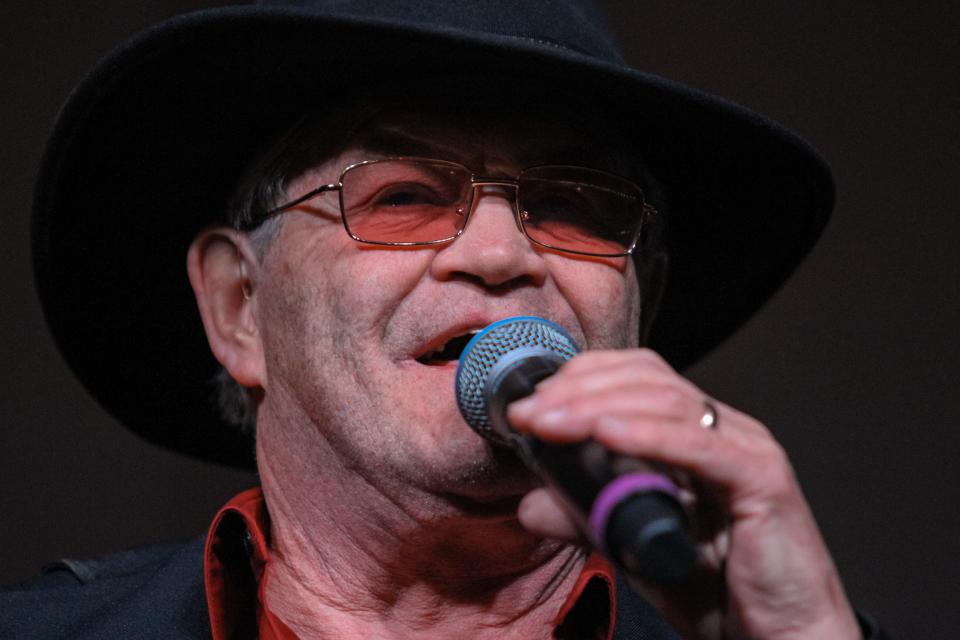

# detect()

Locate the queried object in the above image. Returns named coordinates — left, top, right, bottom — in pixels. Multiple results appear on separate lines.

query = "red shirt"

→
left=205, top=488, right=617, bottom=639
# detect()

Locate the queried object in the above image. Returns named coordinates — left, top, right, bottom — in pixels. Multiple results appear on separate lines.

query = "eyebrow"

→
left=349, top=122, right=624, bottom=174
left=353, top=126, right=480, bottom=164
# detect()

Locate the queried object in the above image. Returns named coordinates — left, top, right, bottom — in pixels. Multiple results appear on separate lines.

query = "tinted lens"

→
left=340, top=159, right=471, bottom=243
left=518, top=166, right=644, bottom=256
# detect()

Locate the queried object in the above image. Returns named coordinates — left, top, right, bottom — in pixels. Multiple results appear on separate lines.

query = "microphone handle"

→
left=487, top=356, right=696, bottom=584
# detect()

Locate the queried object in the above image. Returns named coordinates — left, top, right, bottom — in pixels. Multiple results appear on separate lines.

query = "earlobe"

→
left=186, top=228, right=266, bottom=389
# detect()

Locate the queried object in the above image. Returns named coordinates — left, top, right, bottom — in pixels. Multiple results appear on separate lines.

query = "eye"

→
left=372, top=182, right=460, bottom=209
left=525, top=191, right=593, bottom=225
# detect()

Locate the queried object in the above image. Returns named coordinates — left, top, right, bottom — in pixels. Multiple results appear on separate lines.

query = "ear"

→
left=638, top=250, right=668, bottom=346
left=187, top=228, right=266, bottom=389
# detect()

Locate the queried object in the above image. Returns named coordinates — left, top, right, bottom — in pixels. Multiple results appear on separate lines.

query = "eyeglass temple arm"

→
left=262, top=183, right=341, bottom=219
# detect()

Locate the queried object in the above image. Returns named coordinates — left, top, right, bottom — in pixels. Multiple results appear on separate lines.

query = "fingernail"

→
left=539, top=408, right=568, bottom=427
left=510, top=396, right=537, bottom=418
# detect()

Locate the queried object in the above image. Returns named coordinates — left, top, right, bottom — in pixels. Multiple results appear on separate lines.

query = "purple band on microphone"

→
left=588, top=472, right=679, bottom=550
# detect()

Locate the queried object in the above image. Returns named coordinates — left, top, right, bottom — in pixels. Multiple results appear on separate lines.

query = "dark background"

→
left=2, top=2, right=957, bottom=637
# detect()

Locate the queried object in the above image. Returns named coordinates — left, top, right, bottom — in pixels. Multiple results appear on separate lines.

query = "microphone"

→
left=455, top=316, right=696, bottom=584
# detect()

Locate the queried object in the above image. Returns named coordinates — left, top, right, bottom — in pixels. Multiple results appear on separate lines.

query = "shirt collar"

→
left=205, top=488, right=616, bottom=639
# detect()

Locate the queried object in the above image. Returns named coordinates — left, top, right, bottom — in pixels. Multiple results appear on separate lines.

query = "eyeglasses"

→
left=259, top=157, right=656, bottom=257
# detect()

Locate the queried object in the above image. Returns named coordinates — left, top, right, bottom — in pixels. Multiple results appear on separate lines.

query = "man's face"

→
left=252, top=105, right=643, bottom=506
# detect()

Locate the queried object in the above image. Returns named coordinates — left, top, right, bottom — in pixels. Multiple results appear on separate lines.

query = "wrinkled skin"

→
left=188, top=106, right=859, bottom=639
left=509, top=350, right=860, bottom=639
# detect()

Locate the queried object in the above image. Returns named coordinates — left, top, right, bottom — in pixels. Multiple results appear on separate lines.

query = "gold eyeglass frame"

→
left=258, top=157, right=657, bottom=258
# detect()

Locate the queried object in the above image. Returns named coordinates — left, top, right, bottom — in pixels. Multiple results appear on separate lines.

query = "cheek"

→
left=549, top=256, right=641, bottom=349
left=256, top=251, right=336, bottom=384
left=254, top=226, right=350, bottom=375
left=256, top=230, right=432, bottom=381
left=322, top=248, right=434, bottom=347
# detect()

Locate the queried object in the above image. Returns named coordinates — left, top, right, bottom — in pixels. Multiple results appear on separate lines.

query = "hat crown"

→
left=263, top=0, right=624, bottom=62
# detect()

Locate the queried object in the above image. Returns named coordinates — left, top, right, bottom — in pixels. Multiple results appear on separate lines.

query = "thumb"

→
left=517, top=488, right=585, bottom=543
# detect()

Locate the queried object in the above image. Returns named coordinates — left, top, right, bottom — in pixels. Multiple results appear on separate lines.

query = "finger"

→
left=516, top=488, right=583, bottom=543
left=509, top=352, right=698, bottom=424
left=592, top=408, right=793, bottom=502
left=538, top=358, right=694, bottom=401
left=554, top=348, right=674, bottom=380
left=532, top=351, right=679, bottom=400
left=508, top=382, right=696, bottom=442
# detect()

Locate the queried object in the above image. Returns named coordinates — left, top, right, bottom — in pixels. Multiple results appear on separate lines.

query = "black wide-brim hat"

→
left=33, top=0, right=833, bottom=469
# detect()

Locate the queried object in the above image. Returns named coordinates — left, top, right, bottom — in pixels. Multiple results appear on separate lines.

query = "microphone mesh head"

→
left=455, top=316, right=579, bottom=443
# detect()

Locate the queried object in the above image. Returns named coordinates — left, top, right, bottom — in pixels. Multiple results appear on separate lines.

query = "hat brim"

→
left=32, top=6, right=833, bottom=468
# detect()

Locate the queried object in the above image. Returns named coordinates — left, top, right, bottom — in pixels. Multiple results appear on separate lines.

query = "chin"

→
left=365, top=396, right=539, bottom=504
left=432, top=444, right=539, bottom=503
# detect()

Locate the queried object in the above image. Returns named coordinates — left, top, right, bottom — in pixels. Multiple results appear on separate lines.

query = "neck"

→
left=256, top=415, right=585, bottom=639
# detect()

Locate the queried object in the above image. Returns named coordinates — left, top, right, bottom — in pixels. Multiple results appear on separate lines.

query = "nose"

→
left=430, top=186, right=548, bottom=289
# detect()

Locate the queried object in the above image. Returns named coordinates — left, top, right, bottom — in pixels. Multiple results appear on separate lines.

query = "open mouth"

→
left=415, top=330, right=480, bottom=365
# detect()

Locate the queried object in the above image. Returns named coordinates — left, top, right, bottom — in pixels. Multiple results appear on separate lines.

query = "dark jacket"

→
left=1, top=539, right=210, bottom=639
left=0, top=537, right=680, bottom=639
left=0, top=538, right=887, bottom=639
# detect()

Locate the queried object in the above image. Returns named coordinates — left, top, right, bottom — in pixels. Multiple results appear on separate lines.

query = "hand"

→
left=507, top=349, right=861, bottom=640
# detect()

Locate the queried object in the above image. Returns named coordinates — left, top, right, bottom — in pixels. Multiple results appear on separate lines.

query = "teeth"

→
left=418, top=329, right=480, bottom=363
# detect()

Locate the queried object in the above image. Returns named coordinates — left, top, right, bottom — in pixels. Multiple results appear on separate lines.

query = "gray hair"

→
left=212, top=101, right=383, bottom=435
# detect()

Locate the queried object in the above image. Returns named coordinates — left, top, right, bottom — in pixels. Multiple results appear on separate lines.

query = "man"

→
left=7, top=0, right=889, bottom=638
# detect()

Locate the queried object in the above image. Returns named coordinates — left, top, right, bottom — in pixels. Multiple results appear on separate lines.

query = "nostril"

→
left=452, top=266, right=542, bottom=294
